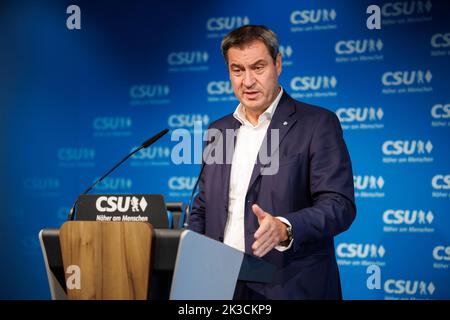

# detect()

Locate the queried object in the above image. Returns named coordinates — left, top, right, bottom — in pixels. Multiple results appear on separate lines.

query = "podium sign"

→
left=76, top=194, right=169, bottom=228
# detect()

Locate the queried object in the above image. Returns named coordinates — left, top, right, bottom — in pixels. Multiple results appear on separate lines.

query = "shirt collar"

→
left=233, top=87, right=283, bottom=127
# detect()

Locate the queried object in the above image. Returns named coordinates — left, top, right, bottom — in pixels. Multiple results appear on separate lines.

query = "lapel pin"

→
left=283, top=121, right=288, bottom=126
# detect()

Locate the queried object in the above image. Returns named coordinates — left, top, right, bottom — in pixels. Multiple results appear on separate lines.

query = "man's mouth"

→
left=243, top=91, right=260, bottom=99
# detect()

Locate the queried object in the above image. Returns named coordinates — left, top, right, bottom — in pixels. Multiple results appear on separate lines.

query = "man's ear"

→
left=276, top=53, right=282, bottom=76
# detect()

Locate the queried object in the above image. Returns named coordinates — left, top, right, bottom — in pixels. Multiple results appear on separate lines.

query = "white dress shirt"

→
left=223, top=87, right=293, bottom=253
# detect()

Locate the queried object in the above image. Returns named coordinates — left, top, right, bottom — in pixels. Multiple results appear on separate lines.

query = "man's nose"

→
left=243, top=70, right=256, bottom=87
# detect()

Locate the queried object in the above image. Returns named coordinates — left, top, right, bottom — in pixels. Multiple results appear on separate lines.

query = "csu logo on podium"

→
left=95, top=196, right=148, bottom=213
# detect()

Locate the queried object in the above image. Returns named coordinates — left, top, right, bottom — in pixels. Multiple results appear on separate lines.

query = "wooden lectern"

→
left=40, top=222, right=275, bottom=300
left=59, top=221, right=153, bottom=300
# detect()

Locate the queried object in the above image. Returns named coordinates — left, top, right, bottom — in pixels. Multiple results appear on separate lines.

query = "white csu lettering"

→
left=96, top=196, right=133, bottom=212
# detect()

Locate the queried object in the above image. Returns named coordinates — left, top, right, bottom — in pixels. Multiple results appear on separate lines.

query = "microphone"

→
left=183, top=129, right=223, bottom=228
left=67, top=128, right=169, bottom=220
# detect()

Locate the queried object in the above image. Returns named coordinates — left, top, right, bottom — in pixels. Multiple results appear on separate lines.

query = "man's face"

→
left=227, top=40, right=282, bottom=114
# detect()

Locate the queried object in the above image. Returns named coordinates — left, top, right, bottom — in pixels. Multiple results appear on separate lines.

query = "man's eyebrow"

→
left=250, top=59, right=267, bottom=67
left=229, top=59, right=268, bottom=69
left=229, top=63, right=244, bottom=69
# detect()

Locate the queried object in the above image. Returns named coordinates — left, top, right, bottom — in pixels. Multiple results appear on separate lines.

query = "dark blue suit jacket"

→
left=189, top=91, right=356, bottom=299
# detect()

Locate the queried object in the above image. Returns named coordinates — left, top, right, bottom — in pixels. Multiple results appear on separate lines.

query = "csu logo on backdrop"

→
left=93, top=117, right=132, bottom=137
left=430, top=33, right=450, bottom=57
left=382, top=70, right=432, bottom=86
left=93, top=117, right=132, bottom=130
left=206, top=81, right=236, bottom=103
left=335, top=39, right=383, bottom=55
left=24, top=178, right=60, bottom=197
left=57, top=148, right=95, bottom=161
left=431, top=103, right=450, bottom=119
left=383, top=209, right=433, bottom=225
left=130, top=146, right=170, bottom=167
left=431, top=33, right=450, bottom=48
left=382, top=140, right=433, bottom=155
left=168, top=51, right=209, bottom=66
left=168, top=176, right=197, bottom=197
left=207, top=81, right=233, bottom=95
left=129, top=85, right=170, bottom=106
left=132, top=146, right=170, bottom=160
left=384, top=279, right=435, bottom=298
left=433, top=245, right=450, bottom=269
left=381, top=70, right=433, bottom=95
left=433, top=246, right=450, bottom=261
left=431, top=174, right=450, bottom=199
left=381, top=1, right=432, bottom=18
left=289, top=8, right=337, bottom=33
left=431, top=104, right=450, bottom=127
left=354, top=175, right=384, bottom=190
left=96, top=177, right=133, bottom=192
left=336, top=243, right=386, bottom=259
left=96, top=196, right=148, bottom=213
left=336, top=107, right=384, bottom=130
left=334, top=39, right=384, bottom=63
left=382, top=140, right=434, bottom=164
left=336, top=107, right=384, bottom=122
left=279, top=45, right=294, bottom=58
left=290, top=8, right=337, bottom=24
left=168, top=114, right=210, bottom=129
left=353, top=175, right=385, bottom=198
left=382, top=209, right=435, bottom=234
left=291, top=75, right=337, bottom=91
left=167, top=51, right=209, bottom=72
left=168, top=176, right=196, bottom=191
left=130, top=85, right=169, bottom=99
left=57, top=147, right=95, bottom=168
left=290, top=75, right=337, bottom=99
left=432, top=174, right=450, bottom=190
left=24, top=178, right=60, bottom=191
left=206, top=16, right=249, bottom=32
left=279, top=45, right=294, bottom=66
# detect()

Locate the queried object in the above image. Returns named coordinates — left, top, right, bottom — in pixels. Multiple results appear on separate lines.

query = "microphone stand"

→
left=67, top=128, right=169, bottom=221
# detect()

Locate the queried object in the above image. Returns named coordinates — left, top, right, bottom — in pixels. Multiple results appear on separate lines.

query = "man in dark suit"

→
left=188, top=25, right=356, bottom=299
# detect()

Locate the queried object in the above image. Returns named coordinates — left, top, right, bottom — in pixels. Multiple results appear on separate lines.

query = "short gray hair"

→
left=221, top=25, right=279, bottom=65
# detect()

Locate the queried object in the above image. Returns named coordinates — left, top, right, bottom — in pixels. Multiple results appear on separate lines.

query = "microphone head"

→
left=141, top=128, right=169, bottom=148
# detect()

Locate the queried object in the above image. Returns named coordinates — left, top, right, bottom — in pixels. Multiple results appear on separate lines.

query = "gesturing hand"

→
left=251, top=204, right=288, bottom=257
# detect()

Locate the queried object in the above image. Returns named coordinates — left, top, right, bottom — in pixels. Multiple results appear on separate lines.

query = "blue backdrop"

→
left=1, top=0, right=449, bottom=299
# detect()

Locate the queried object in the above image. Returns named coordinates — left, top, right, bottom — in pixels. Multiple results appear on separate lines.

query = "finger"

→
left=254, top=234, right=276, bottom=257
left=252, top=204, right=267, bottom=222
left=252, top=229, right=271, bottom=251
left=254, top=225, right=278, bottom=254
left=254, top=219, right=271, bottom=240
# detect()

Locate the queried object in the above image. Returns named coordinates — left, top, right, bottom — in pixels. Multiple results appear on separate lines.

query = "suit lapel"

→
left=247, top=93, right=297, bottom=193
